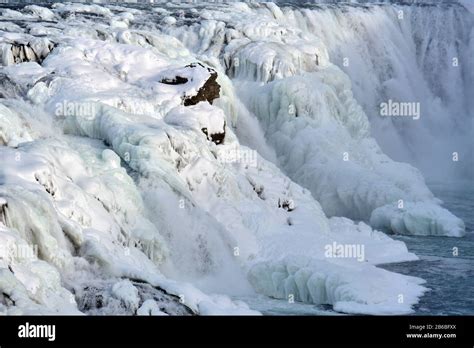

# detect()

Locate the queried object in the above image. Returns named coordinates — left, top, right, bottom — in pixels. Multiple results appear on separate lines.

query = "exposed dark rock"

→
left=0, top=292, right=15, bottom=306
left=160, top=75, right=188, bottom=85
left=1, top=39, right=55, bottom=66
left=278, top=198, right=295, bottom=212
left=75, top=280, right=194, bottom=315
left=183, top=63, right=220, bottom=106
left=158, top=62, right=221, bottom=105
left=159, top=63, right=223, bottom=143
left=12, top=43, right=40, bottom=64
left=247, top=178, right=266, bottom=200
left=0, top=199, right=8, bottom=225
left=201, top=121, right=226, bottom=145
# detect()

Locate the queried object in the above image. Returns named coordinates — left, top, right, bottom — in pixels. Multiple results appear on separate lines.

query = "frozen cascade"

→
left=0, top=2, right=469, bottom=315
left=157, top=1, right=469, bottom=236
left=283, top=3, right=474, bottom=180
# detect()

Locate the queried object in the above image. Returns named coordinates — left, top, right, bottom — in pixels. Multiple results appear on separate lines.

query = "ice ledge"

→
left=370, top=202, right=466, bottom=237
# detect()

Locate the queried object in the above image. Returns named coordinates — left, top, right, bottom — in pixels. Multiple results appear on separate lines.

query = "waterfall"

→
left=160, top=1, right=473, bottom=181
left=284, top=2, right=474, bottom=180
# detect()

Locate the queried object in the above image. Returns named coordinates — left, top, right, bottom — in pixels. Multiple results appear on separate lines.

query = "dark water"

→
left=380, top=181, right=474, bottom=315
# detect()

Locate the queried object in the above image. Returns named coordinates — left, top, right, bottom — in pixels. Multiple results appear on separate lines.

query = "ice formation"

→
left=0, top=1, right=470, bottom=315
left=159, top=0, right=469, bottom=236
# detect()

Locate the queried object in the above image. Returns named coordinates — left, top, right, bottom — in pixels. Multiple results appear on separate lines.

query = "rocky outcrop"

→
left=202, top=121, right=226, bottom=145
left=75, top=280, right=195, bottom=315
left=159, top=62, right=221, bottom=106
left=278, top=198, right=295, bottom=212
left=159, top=63, right=223, bottom=143
left=160, top=75, right=188, bottom=85
left=1, top=38, right=55, bottom=66
left=182, top=63, right=220, bottom=106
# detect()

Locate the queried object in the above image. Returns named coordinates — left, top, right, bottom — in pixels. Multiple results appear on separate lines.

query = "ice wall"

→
left=283, top=3, right=474, bottom=180
left=157, top=1, right=468, bottom=236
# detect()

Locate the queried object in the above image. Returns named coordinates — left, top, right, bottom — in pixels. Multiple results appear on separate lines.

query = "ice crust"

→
left=1, top=2, right=468, bottom=315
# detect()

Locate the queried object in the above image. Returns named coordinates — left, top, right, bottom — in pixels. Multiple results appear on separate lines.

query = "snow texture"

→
left=0, top=1, right=469, bottom=315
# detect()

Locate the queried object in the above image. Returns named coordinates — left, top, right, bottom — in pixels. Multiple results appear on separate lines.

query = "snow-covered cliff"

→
left=0, top=1, right=470, bottom=315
